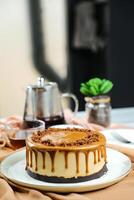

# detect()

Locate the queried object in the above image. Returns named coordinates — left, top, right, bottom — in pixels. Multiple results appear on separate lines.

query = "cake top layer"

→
left=30, top=128, right=104, bottom=147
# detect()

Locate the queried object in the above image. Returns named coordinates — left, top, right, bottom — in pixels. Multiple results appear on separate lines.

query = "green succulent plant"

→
left=80, top=78, right=113, bottom=96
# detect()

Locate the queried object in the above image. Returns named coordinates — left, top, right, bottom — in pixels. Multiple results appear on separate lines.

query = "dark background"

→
left=109, top=0, right=134, bottom=108
left=29, top=0, right=134, bottom=110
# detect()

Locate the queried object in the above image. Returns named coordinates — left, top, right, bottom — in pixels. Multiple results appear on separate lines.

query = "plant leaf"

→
left=90, top=86, right=98, bottom=96
left=101, top=83, right=113, bottom=94
left=100, top=80, right=113, bottom=94
left=80, top=87, right=90, bottom=96
left=81, top=83, right=87, bottom=88
left=87, top=78, right=102, bottom=87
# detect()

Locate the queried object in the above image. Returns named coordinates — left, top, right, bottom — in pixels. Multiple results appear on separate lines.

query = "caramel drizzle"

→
left=64, top=151, right=69, bottom=169
left=85, top=151, right=89, bottom=174
left=30, top=150, right=33, bottom=167
left=26, top=145, right=106, bottom=174
left=93, top=150, right=97, bottom=164
left=41, top=152, right=46, bottom=169
left=33, top=150, right=38, bottom=171
left=49, top=151, right=56, bottom=172
left=98, top=148, right=101, bottom=162
left=76, top=152, right=80, bottom=174
left=101, top=146, right=104, bottom=158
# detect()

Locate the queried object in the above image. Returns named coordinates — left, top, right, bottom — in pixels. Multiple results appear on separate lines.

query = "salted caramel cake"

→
left=26, top=128, right=107, bottom=183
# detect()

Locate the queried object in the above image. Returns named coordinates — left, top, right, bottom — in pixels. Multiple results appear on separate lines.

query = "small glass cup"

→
left=8, top=119, right=45, bottom=150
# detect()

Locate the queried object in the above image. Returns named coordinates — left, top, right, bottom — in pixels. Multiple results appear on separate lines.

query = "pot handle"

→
left=61, top=93, right=79, bottom=115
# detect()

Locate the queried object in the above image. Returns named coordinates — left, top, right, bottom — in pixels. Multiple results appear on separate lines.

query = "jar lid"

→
left=85, top=96, right=111, bottom=104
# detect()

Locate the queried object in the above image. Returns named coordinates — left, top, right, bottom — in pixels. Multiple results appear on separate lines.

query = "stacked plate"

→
left=102, top=129, right=134, bottom=149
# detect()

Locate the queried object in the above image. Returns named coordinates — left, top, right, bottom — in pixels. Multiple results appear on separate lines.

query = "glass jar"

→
left=85, top=96, right=111, bottom=127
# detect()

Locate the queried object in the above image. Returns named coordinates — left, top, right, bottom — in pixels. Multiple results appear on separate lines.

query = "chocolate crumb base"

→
left=26, top=164, right=107, bottom=183
left=31, top=128, right=100, bottom=147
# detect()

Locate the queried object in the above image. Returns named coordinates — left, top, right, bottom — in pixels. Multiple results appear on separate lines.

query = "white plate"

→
left=111, top=129, right=134, bottom=143
left=0, top=148, right=131, bottom=193
left=102, top=129, right=134, bottom=149
left=50, top=124, right=83, bottom=129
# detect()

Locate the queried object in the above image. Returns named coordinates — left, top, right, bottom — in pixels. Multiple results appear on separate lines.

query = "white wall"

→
left=0, top=0, right=39, bottom=116
left=0, top=0, right=67, bottom=117
left=41, top=0, right=67, bottom=78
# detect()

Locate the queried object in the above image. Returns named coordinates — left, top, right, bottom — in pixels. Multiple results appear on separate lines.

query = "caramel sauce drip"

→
left=26, top=143, right=106, bottom=174
left=64, top=151, right=69, bottom=169
left=101, top=146, right=104, bottom=158
left=41, top=152, right=46, bottom=169
left=30, top=150, right=33, bottom=167
left=99, top=145, right=106, bottom=161
left=49, top=151, right=56, bottom=172
left=76, top=152, right=80, bottom=174
left=85, top=151, right=89, bottom=174
left=33, top=150, right=38, bottom=171
left=98, top=148, right=101, bottom=162
left=93, top=150, right=97, bottom=164
left=104, top=146, right=107, bottom=161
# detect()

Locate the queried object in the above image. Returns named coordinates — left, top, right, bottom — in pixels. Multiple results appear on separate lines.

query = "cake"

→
left=26, top=128, right=107, bottom=183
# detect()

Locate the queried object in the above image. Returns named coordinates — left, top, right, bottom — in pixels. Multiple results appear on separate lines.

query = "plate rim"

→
left=0, top=148, right=132, bottom=193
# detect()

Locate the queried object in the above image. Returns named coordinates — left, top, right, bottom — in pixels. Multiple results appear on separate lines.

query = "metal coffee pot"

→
left=23, top=77, right=79, bottom=128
